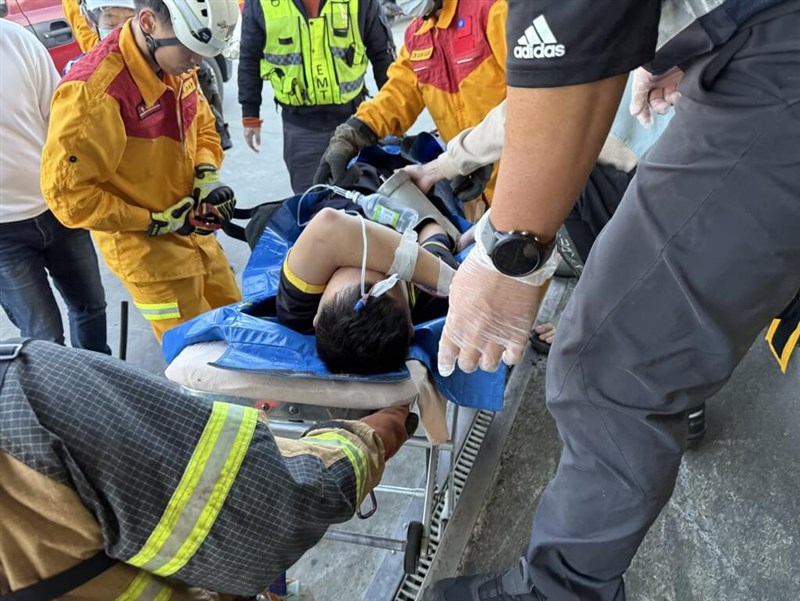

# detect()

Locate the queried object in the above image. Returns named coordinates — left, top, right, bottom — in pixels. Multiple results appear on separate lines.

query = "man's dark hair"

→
left=315, top=284, right=411, bottom=375
left=134, top=0, right=171, bottom=22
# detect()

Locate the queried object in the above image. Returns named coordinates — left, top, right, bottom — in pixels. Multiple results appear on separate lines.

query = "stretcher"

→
left=161, top=142, right=507, bottom=573
left=166, top=340, right=460, bottom=573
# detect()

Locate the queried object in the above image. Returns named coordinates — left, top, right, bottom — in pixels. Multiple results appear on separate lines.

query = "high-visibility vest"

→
left=259, top=0, right=367, bottom=106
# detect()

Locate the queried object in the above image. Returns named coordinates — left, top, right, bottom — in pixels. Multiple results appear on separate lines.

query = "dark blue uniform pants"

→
left=526, top=9, right=800, bottom=600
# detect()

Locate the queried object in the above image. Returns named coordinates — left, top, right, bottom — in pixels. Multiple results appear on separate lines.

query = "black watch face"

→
left=493, top=235, right=542, bottom=277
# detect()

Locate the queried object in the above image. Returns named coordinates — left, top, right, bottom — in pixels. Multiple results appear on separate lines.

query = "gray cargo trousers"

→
left=525, top=7, right=800, bottom=601
left=282, top=117, right=338, bottom=195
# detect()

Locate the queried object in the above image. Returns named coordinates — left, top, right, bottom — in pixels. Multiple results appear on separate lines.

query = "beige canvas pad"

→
left=165, top=342, right=449, bottom=443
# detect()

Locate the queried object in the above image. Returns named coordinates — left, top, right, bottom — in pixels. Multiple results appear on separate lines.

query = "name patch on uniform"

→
left=137, top=102, right=162, bottom=120
left=181, top=78, right=197, bottom=98
left=410, top=47, right=433, bottom=61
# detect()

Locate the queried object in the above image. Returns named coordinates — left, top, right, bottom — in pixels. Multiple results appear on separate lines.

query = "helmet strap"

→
left=141, top=23, right=181, bottom=76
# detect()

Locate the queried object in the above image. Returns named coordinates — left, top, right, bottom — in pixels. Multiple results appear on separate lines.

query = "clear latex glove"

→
left=244, top=126, right=261, bottom=152
left=629, top=66, right=684, bottom=128
left=397, top=162, right=446, bottom=194
left=438, top=243, right=547, bottom=376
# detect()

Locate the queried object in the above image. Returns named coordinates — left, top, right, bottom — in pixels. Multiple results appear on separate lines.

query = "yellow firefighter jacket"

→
left=355, top=0, right=507, bottom=201
left=63, top=0, right=100, bottom=53
left=41, top=21, right=224, bottom=283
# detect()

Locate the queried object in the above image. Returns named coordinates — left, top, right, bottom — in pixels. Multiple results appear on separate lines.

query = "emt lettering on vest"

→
left=259, top=0, right=368, bottom=107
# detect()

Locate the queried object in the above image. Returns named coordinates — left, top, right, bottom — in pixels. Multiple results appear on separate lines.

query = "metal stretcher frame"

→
left=180, top=387, right=465, bottom=573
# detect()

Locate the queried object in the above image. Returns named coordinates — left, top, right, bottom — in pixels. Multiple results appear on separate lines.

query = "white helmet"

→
left=163, top=0, right=239, bottom=58
left=84, top=0, right=136, bottom=10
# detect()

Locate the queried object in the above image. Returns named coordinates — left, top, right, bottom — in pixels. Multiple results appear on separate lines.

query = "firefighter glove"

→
left=193, top=163, right=236, bottom=225
left=147, top=197, right=195, bottom=236
left=451, top=164, right=493, bottom=203
left=314, top=117, right=378, bottom=185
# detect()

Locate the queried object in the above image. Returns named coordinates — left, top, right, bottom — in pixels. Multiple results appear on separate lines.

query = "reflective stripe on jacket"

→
left=259, top=0, right=368, bottom=106
left=41, top=22, right=224, bottom=283
left=0, top=341, right=386, bottom=597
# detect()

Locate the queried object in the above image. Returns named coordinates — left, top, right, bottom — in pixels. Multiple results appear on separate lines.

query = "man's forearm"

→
left=490, top=76, right=628, bottom=240
left=340, top=215, right=444, bottom=290
left=290, top=210, right=445, bottom=290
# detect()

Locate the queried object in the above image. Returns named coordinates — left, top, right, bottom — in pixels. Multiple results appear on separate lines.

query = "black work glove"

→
left=450, top=163, right=494, bottom=202
left=191, top=163, right=236, bottom=233
left=314, top=117, right=378, bottom=185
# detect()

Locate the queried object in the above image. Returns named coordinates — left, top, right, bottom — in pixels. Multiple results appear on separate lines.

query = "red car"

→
left=0, top=0, right=80, bottom=74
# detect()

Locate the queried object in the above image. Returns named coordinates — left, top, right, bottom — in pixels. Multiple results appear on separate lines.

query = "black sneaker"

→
left=687, top=403, right=707, bottom=449
left=423, top=559, right=542, bottom=601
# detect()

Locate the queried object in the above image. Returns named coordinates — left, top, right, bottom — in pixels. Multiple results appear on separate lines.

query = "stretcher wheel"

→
left=404, top=521, right=423, bottom=574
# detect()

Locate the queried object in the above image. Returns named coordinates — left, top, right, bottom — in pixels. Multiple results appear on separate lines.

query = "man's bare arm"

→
left=287, top=208, right=446, bottom=289
left=490, top=75, right=628, bottom=240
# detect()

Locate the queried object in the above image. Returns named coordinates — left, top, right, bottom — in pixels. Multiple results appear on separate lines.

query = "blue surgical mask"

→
left=98, top=27, right=115, bottom=40
left=396, top=0, right=436, bottom=18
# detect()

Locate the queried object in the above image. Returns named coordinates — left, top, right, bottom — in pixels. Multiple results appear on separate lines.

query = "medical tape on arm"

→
left=388, top=228, right=419, bottom=282
left=437, top=262, right=456, bottom=296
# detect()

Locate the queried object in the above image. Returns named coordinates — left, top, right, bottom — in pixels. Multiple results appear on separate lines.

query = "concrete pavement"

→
left=456, top=316, right=799, bottom=600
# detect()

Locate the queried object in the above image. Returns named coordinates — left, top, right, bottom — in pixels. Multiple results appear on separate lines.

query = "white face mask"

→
left=98, top=27, right=115, bottom=40
left=396, top=0, right=436, bottom=18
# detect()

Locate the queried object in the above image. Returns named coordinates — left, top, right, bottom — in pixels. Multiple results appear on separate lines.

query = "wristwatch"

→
left=478, top=215, right=556, bottom=277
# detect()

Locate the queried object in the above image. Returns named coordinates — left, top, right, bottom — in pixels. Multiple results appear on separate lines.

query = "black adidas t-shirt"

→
left=276, top=232, right=458, bottom=335
left=506, top=0, right=661, bottom=88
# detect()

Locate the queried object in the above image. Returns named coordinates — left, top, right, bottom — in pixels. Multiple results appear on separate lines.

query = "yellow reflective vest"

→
left=259, top=0, right=368, bottom=106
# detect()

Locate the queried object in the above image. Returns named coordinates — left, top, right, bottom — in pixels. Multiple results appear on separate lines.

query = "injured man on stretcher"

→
left=278, top=204, right=460, bottom=375
left=276, top=192, right=550, bottom=376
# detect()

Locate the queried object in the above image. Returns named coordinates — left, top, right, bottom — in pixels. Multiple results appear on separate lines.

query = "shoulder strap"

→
left=0, top=552, right=117, bottom=601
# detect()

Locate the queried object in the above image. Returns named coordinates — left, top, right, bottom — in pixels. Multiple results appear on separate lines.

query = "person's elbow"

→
left=308, top=207, right=348, bottom=239
left=40, top=175, right=78, bottom=228
left=44, top=195, right=89, bottom=229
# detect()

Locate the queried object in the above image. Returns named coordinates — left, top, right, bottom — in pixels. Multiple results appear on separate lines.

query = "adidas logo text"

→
left=514, top=15, right=565, bottom=59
